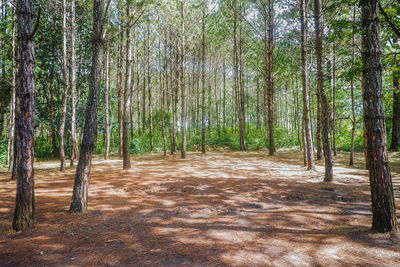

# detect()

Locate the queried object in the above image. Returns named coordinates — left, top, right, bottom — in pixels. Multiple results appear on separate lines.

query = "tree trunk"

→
left=117, top=3, right=124, bottom=158
left=7, top=3, right=16, bottom=171
left=104, top=28, right=110, bottom=160
left=390, top=39, right=400, bottom=151
left=201, top=0, right=207, bottom=154
left=350, top=5, right=356, bottom=166
left=301, top=0, right=315, bottom=170
left=59, top=0, right=69, bottom=171
left=360, top=0, right=398, bottom=233
left=70, top=0, right=105, bottom=212
left=314, top=0, right=333, bottom=181
left=180, top=1, right=186, bottom=158
left=147, top=23, right=154, bottom=151
left=267, top=0, right=275, bottom=155
left=122, top=3, right=132, bottom=170
left=331, top=42, right=337, bottom=156
left=12, top=0, right=36, bottom=231
left=70, top=0, right=78, bottom=166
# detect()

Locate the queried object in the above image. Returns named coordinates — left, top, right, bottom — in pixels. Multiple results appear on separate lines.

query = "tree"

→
left=12, top=0, right=37, bottom=231
left=70, top=0, right=108, bottom=212
left=300, top=0, right=314, bottom=171
left=360, top=0, right=398, bottom=233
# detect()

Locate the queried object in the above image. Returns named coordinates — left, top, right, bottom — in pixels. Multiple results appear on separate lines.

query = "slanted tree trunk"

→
left=360, top=0, right=398, bottom=233
left=122, top=3, right=132, bottom=170
left=12, top=0, right=36, bottom=231
left=59, top=0, right=69, bottom=171
left=301, top=0, right=315, bottom=170
left=70, top=0, right=78, bottom=166
left=70, top=0, right=106, bottom=212
left=314, top=0, right=333, bottom=181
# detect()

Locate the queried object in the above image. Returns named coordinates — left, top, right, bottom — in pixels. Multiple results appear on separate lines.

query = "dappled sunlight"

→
left=1, top=151, right=400, bottom=266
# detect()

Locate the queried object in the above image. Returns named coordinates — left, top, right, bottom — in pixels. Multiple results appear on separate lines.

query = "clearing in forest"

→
left=1, top=151, right=400, bottom=266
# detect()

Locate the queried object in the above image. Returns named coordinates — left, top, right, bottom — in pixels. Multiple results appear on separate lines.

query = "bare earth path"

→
left=1, top=151, right=400, bottom=266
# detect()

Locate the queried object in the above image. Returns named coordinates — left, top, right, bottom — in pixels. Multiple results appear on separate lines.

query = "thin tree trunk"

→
left=267, top=0, right=275, bottom=155
left=122, top=3, right=132, bottom=170
left=7, top=2, right=16, bottom=171
left=201, top=0, right=207, bottom=154
left=60, top=0, right=69, bottom=171
left=147, top=23, right=154, bottom=150
left=314, top=0, right=333, bottom=181
left=360, top=0, right=398, bottom=233
left=104, top=28, right=110, bottom=160
left=117, top=3, right=124, bottom=158
left=390, top=38, right=400, bottom=151
left=301, top=0, right=315, bottom=170
left=349, top=6, right=357, bottom=166
left=70, top=0, right=105, bottom=212
left=180, top=1, right=186, bottom=158
left=12, top=0, right=36, bottom=231
left=70, top=0, right=78, bottom=166
left=332, top=41, right=337, bottom=156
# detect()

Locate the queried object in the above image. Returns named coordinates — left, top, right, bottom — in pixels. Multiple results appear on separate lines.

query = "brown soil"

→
left=1, top=151, right=400, bottom=266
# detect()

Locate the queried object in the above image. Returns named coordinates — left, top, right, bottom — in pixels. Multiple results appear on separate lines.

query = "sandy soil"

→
left=0, top=151, right=400, bottom=266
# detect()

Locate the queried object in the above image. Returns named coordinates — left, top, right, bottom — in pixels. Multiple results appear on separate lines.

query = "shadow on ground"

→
left=0, top=151, right=399, bottom=266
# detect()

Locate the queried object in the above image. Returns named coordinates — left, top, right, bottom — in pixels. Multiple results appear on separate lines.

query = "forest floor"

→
left=1, top=150, right=400, bottom=266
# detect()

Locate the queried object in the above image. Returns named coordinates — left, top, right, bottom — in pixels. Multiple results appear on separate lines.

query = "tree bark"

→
left=70, top=0, right=78, bottom=166
left=104, top=25, right=110, bottom=160
left=390, top=39, right=400, bottom=151
left=201, top=0, right=207, bottom=154
left=12, top=0, right=36, bottom=231
left=117, top=3, right=124, bottom=158
left=180, top=1, right=186, bottom=158
left=267, top=0, right=275, bottom=155
left=60, top=0, right=69, bottom=172
left=70, top=0, right=105, bottom=212
left=301, top=0, right=315, bottom=170
left=314, top=0, right=333, bottom=181
left=122, top=3, right=132, bottom=170
left=360, top=0, right=398, bottom=233
left=350, top=5, right=356, bottom=166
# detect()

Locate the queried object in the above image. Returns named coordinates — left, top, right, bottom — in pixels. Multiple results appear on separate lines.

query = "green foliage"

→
left=129, top=138, right=141, bottom=154
left=0, top=139, right=7, bottom=167
left=35, top=137, right=55, bottom=159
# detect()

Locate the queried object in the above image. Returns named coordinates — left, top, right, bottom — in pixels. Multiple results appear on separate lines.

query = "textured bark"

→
left=70, top=0, right=78, bottom=166
left=180, top=1, right=186, bottom=159
left=147, top=23, right=154, bottom=151
left=360, top=0, right=398, bottom=233
left=350, top=6, right=356, bottom=166
left=12, top=0, right=36, bottom=231
left=7, top=3, right=16, bottom=171
left=59, top=0, right=69, bottom=172
left=122, top=3, right=132, bottom=170
left=70, top=0, right=105, bottom=212
left=117, top=3, right=124, bottom=158
left=201, top=0, right=206, bottom=154
left=301, top=0, right=315, bottom=171
left=314, top=0, right=333, bottom=181
left=267, top=0, right=275, bottom=155
left=0, top=0, right=6, bottom=139
left=331, top=42, right=337, bottom=156
left=390, top=39, right=400, bottom=151
left=104, top=30, right=110, bottom=160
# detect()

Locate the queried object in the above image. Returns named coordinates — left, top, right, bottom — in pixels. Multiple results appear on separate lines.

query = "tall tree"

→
left=180, top=0, right=186, bottom=158
left=314, top=0, right=333, bottom=181
left=300, top=0, right=315, bottom=170
left=122, top=2, right=132, bottom=170
left=70, top=0, right=78, bottom=166
left=360, top=0, right=398, bottom=233
left=201, top=0, right=207, bottom=154
left=12, top=0, right=36, bottom=231
left=70, top=0, right=107, bottom=212
left=60, top=0, right=70, bottom=171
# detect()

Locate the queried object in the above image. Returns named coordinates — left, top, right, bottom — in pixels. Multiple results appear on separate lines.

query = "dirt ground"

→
left=1, top=150, right=400, bottom=267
